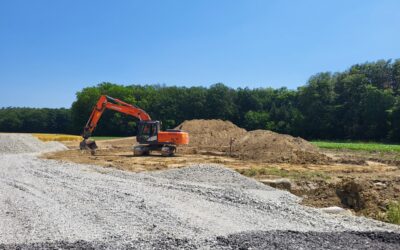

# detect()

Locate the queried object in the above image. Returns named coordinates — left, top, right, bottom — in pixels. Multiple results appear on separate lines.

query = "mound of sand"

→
left=176, top=120, right=330, bottom=164
left=175, top=119, right=246, bottom=150
left=0, top=134, right=67, bottom=154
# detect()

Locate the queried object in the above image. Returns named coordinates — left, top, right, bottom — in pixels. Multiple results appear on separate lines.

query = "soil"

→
left=176, top=119, right=331, bottom=164
left=175, top=119, right=246, bottom=153
left=233, top=129, right=331, bottom=164
left=292, top=150, right=400, bottom=221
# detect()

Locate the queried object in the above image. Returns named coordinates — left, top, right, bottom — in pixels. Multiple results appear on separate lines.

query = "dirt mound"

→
left=233, top=130, right=330, bottom=164
left=175, top=119, right=246, bottom=150
left=176, top=120, right=330, bottom=164
left=0, top=133, right=67, bottom=154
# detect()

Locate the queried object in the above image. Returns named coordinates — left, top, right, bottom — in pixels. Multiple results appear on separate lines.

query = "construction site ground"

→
left=45, top=137, right=400, bottom=223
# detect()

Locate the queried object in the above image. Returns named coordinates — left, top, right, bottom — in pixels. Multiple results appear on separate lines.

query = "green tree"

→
left=206, top=83, right=237, bottom=120
left=359, top=86, right=394, bottom=140
left=243, top=111, right=270, bottom=130
left=297, top=73, right=335, bottom=139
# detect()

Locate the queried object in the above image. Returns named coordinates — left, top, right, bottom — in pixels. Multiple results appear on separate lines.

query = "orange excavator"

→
left=80, top=95, right=189, bottom=156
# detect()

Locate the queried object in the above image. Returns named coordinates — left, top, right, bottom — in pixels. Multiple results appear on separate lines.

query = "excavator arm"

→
left=82, top=95, right=151, bottom=139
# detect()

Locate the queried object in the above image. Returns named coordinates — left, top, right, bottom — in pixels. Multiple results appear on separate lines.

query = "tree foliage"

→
left=2, top=59, right=400, bottom=142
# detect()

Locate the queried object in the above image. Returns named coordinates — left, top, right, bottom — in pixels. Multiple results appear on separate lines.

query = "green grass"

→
left=387, top=200, right=400, bottom=225
left=89, top=136, right=123, bottom=141
left=311, top=141, right=400, bottom=152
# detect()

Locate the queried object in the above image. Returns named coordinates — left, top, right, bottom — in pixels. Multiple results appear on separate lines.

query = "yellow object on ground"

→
left=32, top=133, right=81, bottom=142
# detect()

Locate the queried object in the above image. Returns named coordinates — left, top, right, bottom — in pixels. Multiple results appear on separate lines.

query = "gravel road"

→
left=0, top=150, right=399, bottom=249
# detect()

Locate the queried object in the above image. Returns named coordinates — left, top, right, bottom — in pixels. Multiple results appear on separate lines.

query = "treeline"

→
left=0, top=108, right=72, bottom=134
left=1, top=59, right=400, bottom=142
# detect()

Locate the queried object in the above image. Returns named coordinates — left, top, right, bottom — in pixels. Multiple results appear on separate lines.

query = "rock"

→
left=306, top=182, right=318, bottom=190
left=260, top=178, right=292, bottom=191
left=374, top=182, right=387, bottom=188
left=319, top=206, right=352, bottom=215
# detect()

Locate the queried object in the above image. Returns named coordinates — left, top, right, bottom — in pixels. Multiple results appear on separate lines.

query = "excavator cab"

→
left=137, top=121, right=160, bottom=144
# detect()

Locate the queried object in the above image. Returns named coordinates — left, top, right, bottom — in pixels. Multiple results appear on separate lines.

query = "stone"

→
left=260, top=178, right=292, bottom=191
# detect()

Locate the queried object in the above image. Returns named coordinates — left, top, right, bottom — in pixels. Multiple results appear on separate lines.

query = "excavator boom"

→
left=82, top=95, right=151, bottom=139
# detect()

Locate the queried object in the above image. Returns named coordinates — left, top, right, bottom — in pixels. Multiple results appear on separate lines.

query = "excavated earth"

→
left=176, top=119, right=331, bottom=164
left=0, top=134, right=399, bottom=249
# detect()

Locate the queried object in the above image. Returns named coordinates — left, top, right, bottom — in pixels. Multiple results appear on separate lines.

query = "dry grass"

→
left=32, top=133, right=81, bottom=142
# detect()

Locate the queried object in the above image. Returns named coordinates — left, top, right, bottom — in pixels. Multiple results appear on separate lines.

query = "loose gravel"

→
left=0, top=134, right=66, bottom=154
left=0, top=134, right=399, bottom=249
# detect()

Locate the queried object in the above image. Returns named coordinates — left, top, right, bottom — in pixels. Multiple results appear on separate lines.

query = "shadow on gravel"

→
left=0, top=237, right=196, bottom=250
left=215, top=230, right=400, bottom=250
left=1, top=231, right=399, bottom=250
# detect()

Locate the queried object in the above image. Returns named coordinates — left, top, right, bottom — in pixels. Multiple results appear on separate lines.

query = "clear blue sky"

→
left=1, top=0, right=399, bottom=108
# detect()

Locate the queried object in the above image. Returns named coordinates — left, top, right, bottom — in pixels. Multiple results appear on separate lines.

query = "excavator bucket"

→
left=79, top=139, right=98, bottom=155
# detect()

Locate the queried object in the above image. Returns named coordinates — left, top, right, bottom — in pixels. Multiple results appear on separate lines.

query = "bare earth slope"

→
left=0, top=134, right=399, bottom=249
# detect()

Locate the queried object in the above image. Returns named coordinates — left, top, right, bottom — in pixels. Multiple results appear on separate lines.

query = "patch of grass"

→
left=311, top=141, right=400, bottom=152
left=387, top=200, right=400, bottom=225
left=239, top=168, right=257, bottom=177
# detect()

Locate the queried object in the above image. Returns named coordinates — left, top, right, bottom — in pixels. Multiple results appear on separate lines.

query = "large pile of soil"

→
left=176, top=120, right=330, bottom=164
left=175, top=119, right=246, bottom=150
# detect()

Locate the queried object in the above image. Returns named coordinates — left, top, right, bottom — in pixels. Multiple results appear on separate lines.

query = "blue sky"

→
left=0, top=0, right=399, bottom=108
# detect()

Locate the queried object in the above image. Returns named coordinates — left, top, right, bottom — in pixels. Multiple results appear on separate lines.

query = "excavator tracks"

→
left=133, top=145, right=176, bottom=157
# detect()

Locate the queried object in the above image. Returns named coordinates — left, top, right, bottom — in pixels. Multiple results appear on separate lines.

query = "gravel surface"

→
left=0, top=134, right=399, bottom=249
left=0, top=134, right=66, bottom=154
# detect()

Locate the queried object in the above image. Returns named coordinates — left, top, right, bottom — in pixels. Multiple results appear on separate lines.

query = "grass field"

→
left=312, top=141, right=400, bottom=152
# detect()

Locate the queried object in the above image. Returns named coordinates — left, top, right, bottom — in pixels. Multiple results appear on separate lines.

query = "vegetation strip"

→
left=312, top=141, right=400, bottom=152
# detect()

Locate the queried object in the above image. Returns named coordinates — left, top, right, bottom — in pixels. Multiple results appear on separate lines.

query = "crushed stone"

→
left=0, top=134, right=67, bottom=154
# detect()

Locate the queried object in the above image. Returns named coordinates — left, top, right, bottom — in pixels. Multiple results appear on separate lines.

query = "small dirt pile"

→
left=0, top=134, right=67, bottom=154
left=176, top=120, right=330, bottom=164
left=175, top=119, right=246, bottom=151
